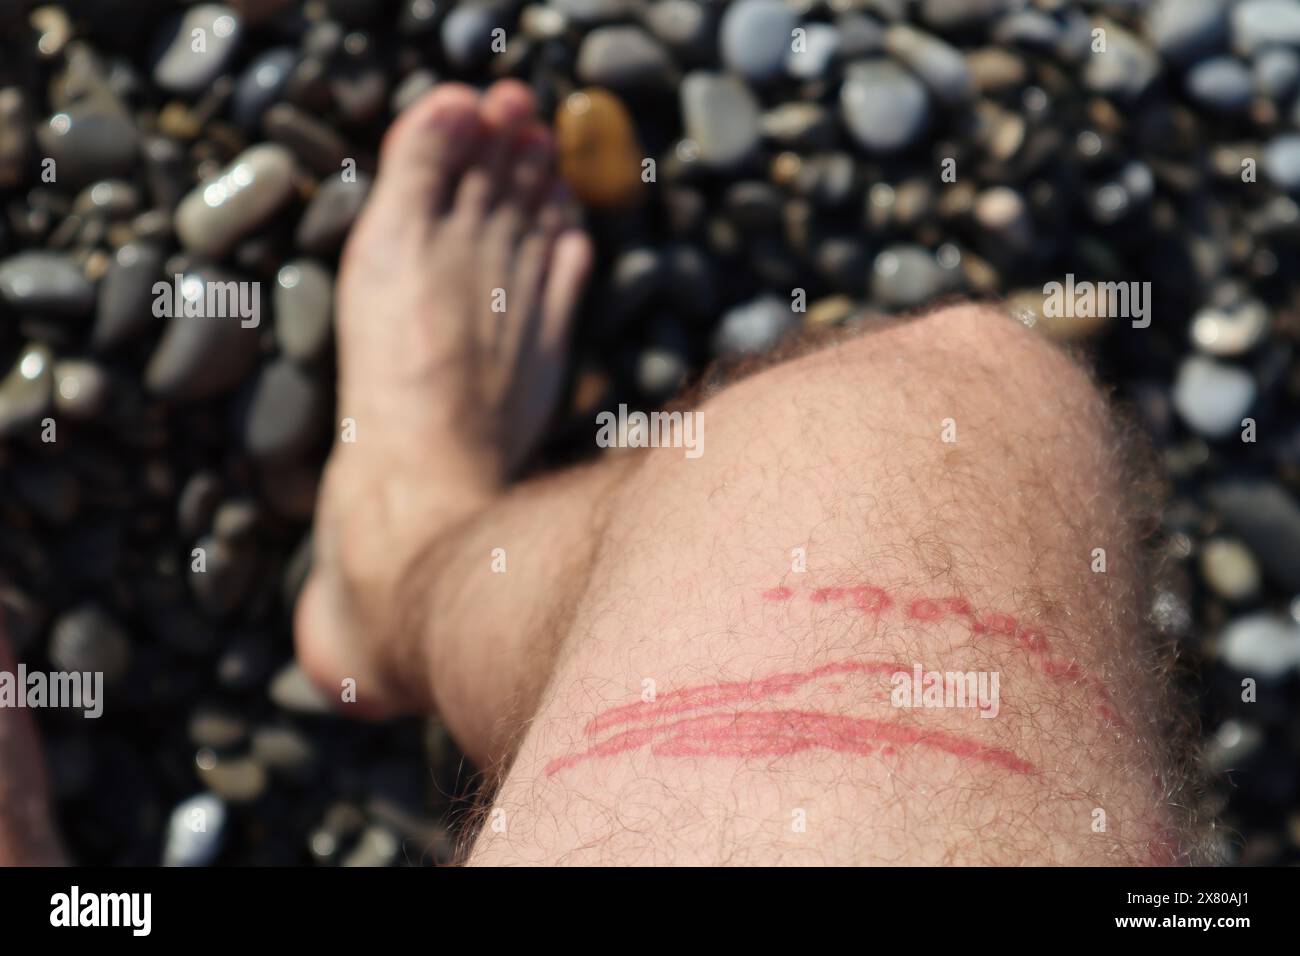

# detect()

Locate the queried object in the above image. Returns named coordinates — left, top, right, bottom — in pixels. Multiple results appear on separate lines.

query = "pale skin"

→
left=0, top=80, right=1205, bottom=865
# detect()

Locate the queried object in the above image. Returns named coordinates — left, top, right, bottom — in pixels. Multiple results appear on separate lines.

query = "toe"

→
left=374, top=83, right=482, bottom=216
left=451, top=80, right=536, bottom=222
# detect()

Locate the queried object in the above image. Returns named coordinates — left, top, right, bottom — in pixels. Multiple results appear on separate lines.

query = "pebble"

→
left=263, top=104, right=350, bottom=176
left=1172, top=355, right=1255, bottom=440
left=919, top=0, right=1009, bottom=32
left=840, top=60, right=930, bottom=154
left=178, top=471, right=223, bottom=537
left=162, top=793, right=226, bottom=866
left=680, top=73, right=761, bottom=169
left=1200, top=537, right=1262, bottom=602
left=835, top=13, right=885, bottom=59
left=274, top=260, right=334, bottom=363
left=871, top=244, right=948, bottom=309
left=1146, top=0, right=1228, bottom=64
left=0, top=88, right=30, bottom=189
left=0, top=344, right=53, bottom=438
left=49, top=605, right=132, bottom=685
left=1232, top=0, right=1300, bottom=56
left=1254, top=48, right=1300, bottom=100
left=1083, top=22, right=1160, bottom=100
left=190, top=533, right=256, bottom=616
left=53, top=360, right=112, bottom=419
left=1189, top=290, right=1270, bottom=356
left=36, top=105, right=139, bottom=187
left=441, top=2, right=508, bottom=69
left=251, top=725, right=317, bottom=775
left=577, top=26, right=675, bottom=90
left=0, top=252, right=95, bottom=317
left=552, top=0, right=640, bottom=24
left=555, top=88, right=644, bottom=208
left=92, top=242, right=166, bottom=351
left=721, top=0, right=797, bottom=84
left=175, top=143, right=296, bottom=257
left=197, top=754, right=267, bottom=803
left=295, top=174, right=371, bottom=256
left=269, top=661, right=333, bottom=714
left=143, top=268, right=263, bottom=401
left=232, top=47, right=297, bottom=128
left=188, top=710, right=249, bottom=750
left=645, top=0, right=713, bottom=62
left=1218, top=614, right=1300, bottom=678
left=242, top=359, right=327, bottom=462
left=340, top=824, right=401, bottom=867
left=153, top=5, right=243, bottom=95
left=760, top=102, right=836, bottom=150
left=884, top=24, right=973, bottom=105
left=1186, top=57, right=1254, bottom=113
left=1263, top=134, right=1300, bottom=192
left=712, top=295, right=798, bottom=357
left=1209, top=481, right=1300, bottom=591
left=786, top=24, right=840, bottom=81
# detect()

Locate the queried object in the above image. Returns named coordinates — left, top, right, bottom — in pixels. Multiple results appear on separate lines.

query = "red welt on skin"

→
left=584, top=658, right=906, bottom=735
left=547, top=709, right=1037, bottom=776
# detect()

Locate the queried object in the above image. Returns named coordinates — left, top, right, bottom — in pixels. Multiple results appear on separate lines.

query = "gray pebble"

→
left=871, top=244, right=949, bottom=309
left=92, top=242, right=165, bottom=351
left=0, top=344, right=53, bottom=438
left=232, top=47, right=297, bottom=128
left=49, top=605, right=131, bottom=685
left=577, top=26, right=675, bottom=90
left=1232, top=0, right=1300, bottom=56
left=1218, top=613, right=1300, bottom=678
left=274, top=260, right=334, bottom=363
left=36, top=105, right=139, bottom=188
left=551, top=0, right=640, bottom=24
left=190, top=533, right=256, bottom=616
left=644, top=0, right=713, bottom=62
left=197, top=754, right=267, bottom=803
left=1200, top=537, right=1262, bottom=602
left=263, top=104, right=350, bottom=177
left=1084, top=22, right=1160, bottom=100
left=840, top=60, right=930, bottom=154
left=188, top=709, right=249, bottom=750
left=340, top=825, right=400, bottom=867
left=786, top=23, right=840, bottom=81
left=53, top=360, right=111, bottom=420
left=712, top=294, right=798, bottom=358
left=153, top=4, right=242, bottom=95
left=1186, top=56, right=1254, bottom=113
left=269, top=661, right=334, bottom=714
left=1172, top=355, right=1255, bottom=439
left=1254, top=47, right=1300, bottom=99
left=680, top=73, right=760, bottom=169
left=0, top=87, right=29, bottom=189
left=243, top=359, right=326, bottom=462
left=178, top=471, right=223, bottom=537
left=251, top=725, right=317, bottom=775
left=1146, top=0, right=1227, bottom=64
left=760, top=102, right=836, bottom=149
left=162, top=793, right=226, bottom=866
left=1209, top=481, right=1300, bottom=591
left=1263, top=134, right=1300, bottom=192
left=1190, top=290, right=1270, bottom=356
left=441, top=2, right=508, bottom=69
left=0, top=252, right=94, bottom=317
left=296, top=173, right=371, bottom=256
left=919, top=0, right=1010, bottom=32
left=175, top=144, right=296, bottom=258
left=721, top=0, right=797, bottom=84
left=885, top=24, right=973, bottom=105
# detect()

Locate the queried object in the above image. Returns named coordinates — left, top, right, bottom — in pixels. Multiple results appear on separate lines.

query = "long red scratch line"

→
left=585, top=658, right=907, bottom=735
left=547, top=709, right=1037, bottom=776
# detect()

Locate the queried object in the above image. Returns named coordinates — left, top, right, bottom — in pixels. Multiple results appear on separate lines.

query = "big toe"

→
left=373, top=83, right=482, bottom=216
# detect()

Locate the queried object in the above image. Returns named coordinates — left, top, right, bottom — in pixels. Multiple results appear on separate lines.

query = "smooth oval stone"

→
left=1186, top=56, right=1254, bottom=113
left=262, top=104, right=349, bottom=176
left=1083, top=22, right=1160, bottom=100
left=1172, top=355, right=1256, bottom=439
left=836, top=13, right=885, bottom=58
left=1218, top=614, right=1300, bottom=678
left=189, top=709, right=249, bottom=749
left=153, top=4, right=242, bottom=95
left=49, top=605, right=131, bottom=685
left=840, top=60, right=930, bottom=154
left=871, top=244, right=949, bottom=308
left=0, top=87, right=30, bottom=189
left=251, top=725, right=316, bottom=774
left=243, top=358, right=326, bottom=461
left=197, top=755, right=267, bottom=803
left=1146, top=0, right=1228, bottom=64
left=274, top=259, right=334, bottom=362
left=269, top=661, right=333, bottom=713
left=552, top=0, right=640, bottom=24
left=36, top=105, right=139, bottom=187
left=576, top=26, right=675, bottom=90
left=0, top=252, right=94, bottom=317
left=761, top=102, right=836, bottom=149
left=162, top=793, right=226, bottom=866
left=0, top=344, right=53, bottom=437
left=295, top=173, right=371, bottom=255
left=712, top=294, right=798, bottom=357
left=555, top=88, right=644, bottom=208
left=1209, top=481, right=1300, bottom=590
left=178, top=471, right=223, bottom=537
left=190, top=533, right=256, bottom=616
left=331, top=61, right=388, bottom=125
left=721, top=0, right=797, bottom=83
left=92, top=242, right=165, bottom=350
left=53, top=360, right=111, bottom=419
left=72, top=179, right=141, bottom=218
left=1263, top=134, right=1300, bottom=192
left=175, top=143, right=296, bottom=257
left=1255, top=47, right=1300, bottom=99
left=1190, top=294, right=1270, bottom=356
left=884, top=24, right=972, bottom=105
left=786, top=23, right=840, bottom=80
left=645, top=0, right=713, bottom=61
left=144, top=268, right=262, bottom=400
left=680, top=72, right=761, bottom=169
left=1200, top=537, right=1262, bottom=602
left=992, top=10, right=1063, bottom=48
left=341, top=825, right=401, bottom=868
left=1232, top=0, right=1300, bottom=55
left=441, top=2, right=508, bottom=68
left=919, top=0, right=1009, bottom=32
left=231, top=46, right=297, bottom=127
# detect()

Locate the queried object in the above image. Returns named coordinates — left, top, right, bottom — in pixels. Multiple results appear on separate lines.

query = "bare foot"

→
left=294, top=81, right=592, bottom=725
left=0, top=623, right=66, bottom=865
